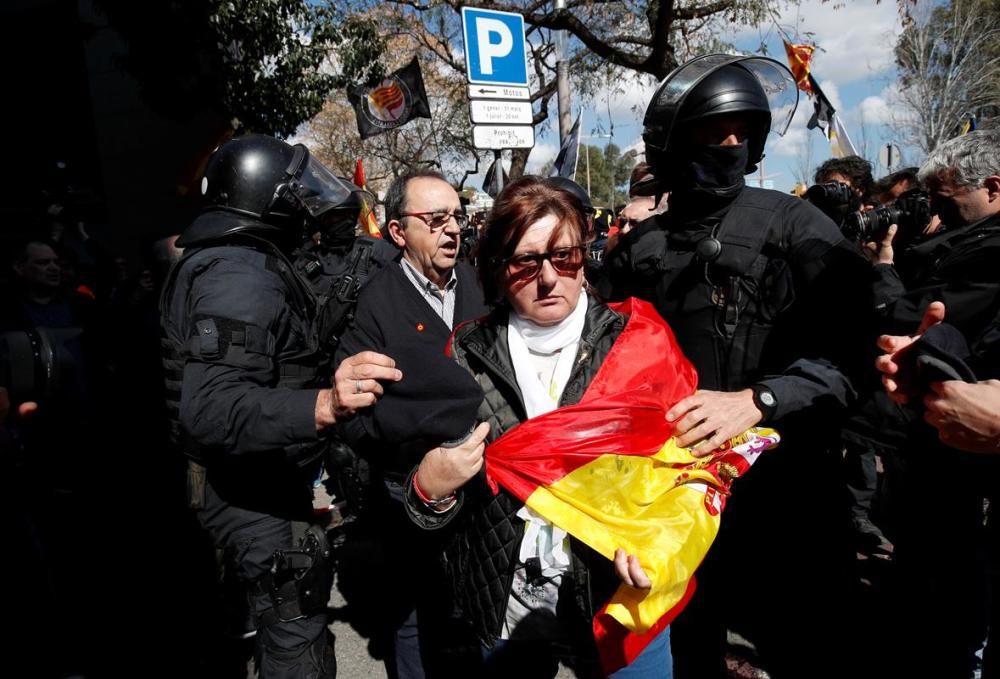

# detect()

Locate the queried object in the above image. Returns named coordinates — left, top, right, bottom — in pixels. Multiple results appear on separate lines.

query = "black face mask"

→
left=313, top=213, right=358, bottom=250
left=671, top=142, right=749, bottom=199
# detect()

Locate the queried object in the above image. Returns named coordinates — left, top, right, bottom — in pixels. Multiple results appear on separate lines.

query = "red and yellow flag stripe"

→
left=484, top=298, right=780, bottom=673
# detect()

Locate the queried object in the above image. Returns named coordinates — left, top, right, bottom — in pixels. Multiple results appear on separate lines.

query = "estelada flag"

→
left=783, top=40, right=816, bottom=95
left=806, top=74, right=836, bottom=132
left=483, top=298, right=780, bottom=674
left=352, top=158, right=382, bottom=238
left=347, top=58, right=432, bottom=140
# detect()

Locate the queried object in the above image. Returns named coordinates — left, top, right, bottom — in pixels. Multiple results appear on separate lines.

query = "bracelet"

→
left=412, top=473, right=457, bottom=512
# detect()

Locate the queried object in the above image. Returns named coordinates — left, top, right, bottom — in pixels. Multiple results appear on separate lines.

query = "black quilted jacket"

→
left=406, top=296, right=627, bottom=647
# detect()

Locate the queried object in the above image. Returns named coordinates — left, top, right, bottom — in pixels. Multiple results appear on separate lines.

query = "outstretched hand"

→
left=875, top=302, right=946, bottom=403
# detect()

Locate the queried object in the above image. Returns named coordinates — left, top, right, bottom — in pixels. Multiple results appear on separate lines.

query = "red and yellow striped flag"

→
left=353, top=158, right=382, bottom=238
left=483, top=298, right=779, bottom=674
left=783, top=40, right=816, bottom=95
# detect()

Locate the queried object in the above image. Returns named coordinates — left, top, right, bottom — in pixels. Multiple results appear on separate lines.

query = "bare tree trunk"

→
left=510, top=148, right=530, bottom=180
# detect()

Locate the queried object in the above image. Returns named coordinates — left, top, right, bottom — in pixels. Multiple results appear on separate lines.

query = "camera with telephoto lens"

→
left=805, top=181, right=855, bottom=207
left=805, top=182, right=859, bottom=226
left=842, top=188, right=933, bottom=243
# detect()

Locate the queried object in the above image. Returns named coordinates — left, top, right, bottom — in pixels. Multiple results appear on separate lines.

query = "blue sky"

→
left=521, top=0, right=912, bottom=194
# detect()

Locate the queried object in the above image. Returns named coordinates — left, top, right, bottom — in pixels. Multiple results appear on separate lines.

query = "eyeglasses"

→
left=399, top=210, right=469, bottom=231
left=504, top=246, right=588, bottom=279
left=613, top=215, right=644, bottom=231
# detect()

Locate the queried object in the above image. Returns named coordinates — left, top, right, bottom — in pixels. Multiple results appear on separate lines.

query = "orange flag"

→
left=783, top=40, right=816, bottom=95
left=353, top=159, right=382, bottom=238
left=483, top=298, right=780, bottom=674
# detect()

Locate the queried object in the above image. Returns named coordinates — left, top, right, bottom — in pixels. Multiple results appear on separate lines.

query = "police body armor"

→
left=160, top=231, right=325, bottom=468
left=294, top=235, right=398, bottom=356
left=627, top=187, right=787, bottom=391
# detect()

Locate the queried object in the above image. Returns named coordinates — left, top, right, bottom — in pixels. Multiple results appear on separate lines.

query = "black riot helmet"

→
left=199, top=134, right=358, bottom=246
left=314, top=178, right=372, bottom=250
left=643, top=54, right=798, bottom=181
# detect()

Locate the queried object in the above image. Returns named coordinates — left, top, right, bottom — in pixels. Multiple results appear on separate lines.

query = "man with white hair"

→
left=867, top=128, right=1000, bottom=677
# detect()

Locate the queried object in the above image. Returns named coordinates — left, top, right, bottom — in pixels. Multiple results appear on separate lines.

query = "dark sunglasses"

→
left=504, top=245, right=588, bottom=279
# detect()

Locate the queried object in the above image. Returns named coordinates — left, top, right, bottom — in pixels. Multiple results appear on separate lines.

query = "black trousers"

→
left=199, top=455, right=336, bottom=679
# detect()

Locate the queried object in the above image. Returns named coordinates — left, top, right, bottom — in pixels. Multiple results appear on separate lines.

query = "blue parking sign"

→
left=462, top=7, right=529, bottom=87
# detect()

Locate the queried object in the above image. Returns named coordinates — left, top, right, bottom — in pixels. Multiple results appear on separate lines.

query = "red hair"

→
left=477, top=176, right=593, bottom=304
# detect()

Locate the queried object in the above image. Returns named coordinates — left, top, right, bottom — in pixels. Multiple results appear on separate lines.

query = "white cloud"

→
left=727, top=0, right=901, bottom=86
left=858, top=94, right=892, bottom=125
left=526, top=142, right=558, bottom=173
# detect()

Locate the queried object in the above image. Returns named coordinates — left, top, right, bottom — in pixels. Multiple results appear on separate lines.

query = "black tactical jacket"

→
left=598, top=186, right=872, bottom=431
left=160, top=212, right=327, bottom=471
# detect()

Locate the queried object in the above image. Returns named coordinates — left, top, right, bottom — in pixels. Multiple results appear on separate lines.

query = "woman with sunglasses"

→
left=405, top=176, right=674, bottom=678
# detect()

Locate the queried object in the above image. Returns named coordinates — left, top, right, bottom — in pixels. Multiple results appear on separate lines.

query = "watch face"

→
left=760, top=391, right=776, bottom=407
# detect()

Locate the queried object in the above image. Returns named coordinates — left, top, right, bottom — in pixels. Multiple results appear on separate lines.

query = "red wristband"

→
left=412, top=472, right=456, bottom=509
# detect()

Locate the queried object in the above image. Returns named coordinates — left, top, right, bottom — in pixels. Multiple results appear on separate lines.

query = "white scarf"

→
left=507, top=290, right=588, bottom=418
left=506, top=291, right=587, bottom=580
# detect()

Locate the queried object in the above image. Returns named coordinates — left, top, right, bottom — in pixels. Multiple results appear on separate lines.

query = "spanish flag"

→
left=783, top=40, right=816, bottom=95
left=352, top=158, right=382, bottom=238
left=484, top=298, right=779, bottom=674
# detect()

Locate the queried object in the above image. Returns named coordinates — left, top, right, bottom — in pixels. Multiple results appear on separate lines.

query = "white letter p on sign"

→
left=476, top=18, right=513, bottom=75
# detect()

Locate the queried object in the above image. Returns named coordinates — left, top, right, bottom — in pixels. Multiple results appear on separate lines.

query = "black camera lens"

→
left=843, top=207, right=901, bottom=242
left=806, top=182, right=854, bottom=207
left=841, top=189, right=932, bottom=242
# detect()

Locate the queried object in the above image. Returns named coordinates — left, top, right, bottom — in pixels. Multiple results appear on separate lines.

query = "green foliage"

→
left=577, top=143, right=638, bottom=208
left=96, top=0, right=385, bottom=137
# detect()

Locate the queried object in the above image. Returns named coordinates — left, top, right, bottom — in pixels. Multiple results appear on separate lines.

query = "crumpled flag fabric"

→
left=483, top=298, right=780, bottom=674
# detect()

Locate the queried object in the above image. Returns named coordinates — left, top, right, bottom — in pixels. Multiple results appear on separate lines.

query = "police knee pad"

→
left=259, top=524, right=334, bottom=626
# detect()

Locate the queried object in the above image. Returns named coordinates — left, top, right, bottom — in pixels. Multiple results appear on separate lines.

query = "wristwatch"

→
left=750, top=383, right=778, bottom=421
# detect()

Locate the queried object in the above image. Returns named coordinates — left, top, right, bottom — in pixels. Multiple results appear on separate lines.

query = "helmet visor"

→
left=647, top=54, right=799, bottom=149
left=738, top=57, right=798, bottom=136
left=293, top=156, right=357, bottom=220
left=655, top=54, right=747, bottom=112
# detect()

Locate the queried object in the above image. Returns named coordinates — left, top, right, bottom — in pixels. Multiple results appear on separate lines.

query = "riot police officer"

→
left=292, top=179, right=398, bottom=347
left=598, top=55, right=873, bottom=678
left=161, top=134, right=401, bottom=679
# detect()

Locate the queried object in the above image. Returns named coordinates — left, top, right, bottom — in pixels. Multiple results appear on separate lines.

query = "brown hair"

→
left=477, top=175, right=592, bottom=305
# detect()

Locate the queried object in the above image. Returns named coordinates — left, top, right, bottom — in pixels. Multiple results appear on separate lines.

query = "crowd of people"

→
left=2, top=52, right=997, bottom=679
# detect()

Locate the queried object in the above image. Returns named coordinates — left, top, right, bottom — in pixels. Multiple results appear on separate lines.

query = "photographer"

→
left=806, top=159, right=899, bottom=554
left=867, top=129, right=1000, bottom=676
left=806, top=155, right=875, bottom=226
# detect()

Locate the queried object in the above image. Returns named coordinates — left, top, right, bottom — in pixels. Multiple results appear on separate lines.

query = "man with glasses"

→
left=335, top=169, right=488, bottom=679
